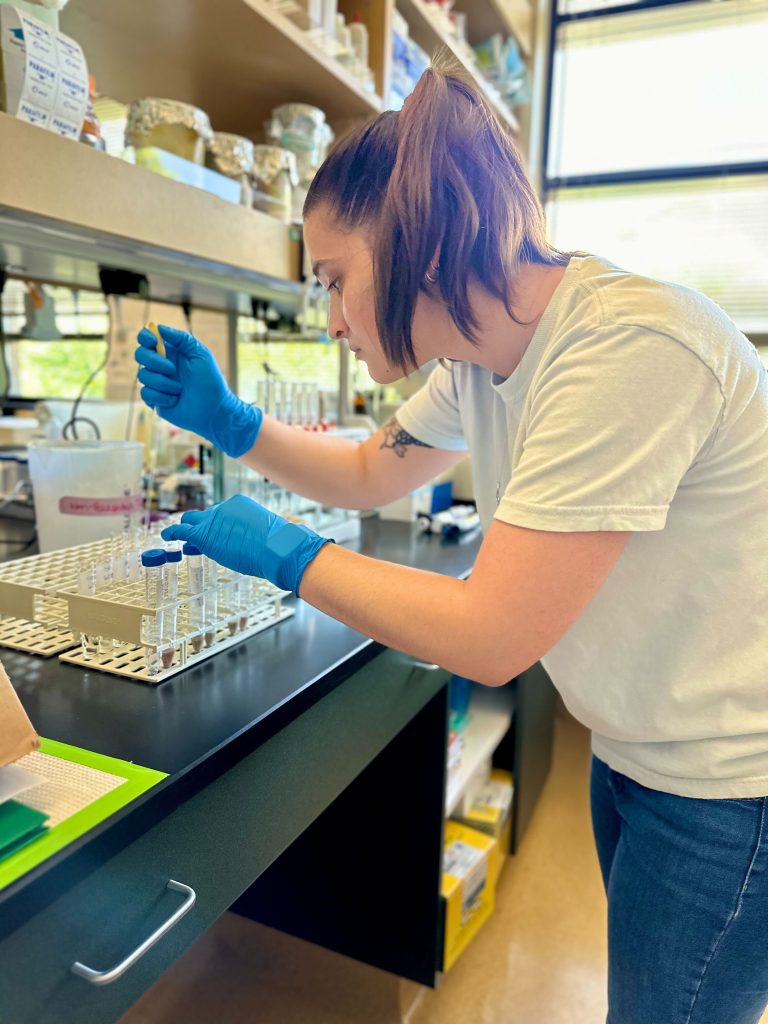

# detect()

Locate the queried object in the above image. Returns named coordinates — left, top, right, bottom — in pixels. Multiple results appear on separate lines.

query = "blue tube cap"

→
left=165, top=546, right=183, bottom=563
left=141, top=548, right=167, bottom=567
left=182, top=543, right=201, bottom=556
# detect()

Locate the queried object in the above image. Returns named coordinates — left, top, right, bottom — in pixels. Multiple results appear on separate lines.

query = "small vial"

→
left=164, top=544, right=182, bottom=639
left=222, top=569, right=239, bottom=636
left=111, top=534, right=127, bottom=582
left=183, top=543, right=205, bottom=653
left=141, top=548, right=166, bottom=675
left=203, top=556, right=219, bottom=648
left=238, top=573, right=250, bottom=632
left=77, top=557, right=100, bottom=659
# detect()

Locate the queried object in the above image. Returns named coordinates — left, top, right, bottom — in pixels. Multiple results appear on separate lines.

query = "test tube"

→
left=163, top=544, right=182, bottom=668
left=237, top=573, right=251, bottom=632
left=183, top=543, right=205, bottom=654
left=111, top=534, right=126, bottom=583
left=141, top=548, right=166, bottom=675
left=203, top=556, right=219, bottom=648
left=76, top=556, right=99, bottom=660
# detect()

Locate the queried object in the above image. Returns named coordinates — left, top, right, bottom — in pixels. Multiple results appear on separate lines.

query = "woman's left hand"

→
left=161, top=495, right=332, bottom=595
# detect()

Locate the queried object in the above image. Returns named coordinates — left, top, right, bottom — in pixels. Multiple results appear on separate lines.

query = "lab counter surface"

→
left=0, top=518, right=556, bottom=1024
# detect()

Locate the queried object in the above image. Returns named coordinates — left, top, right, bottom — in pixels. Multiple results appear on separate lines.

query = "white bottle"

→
left=349, top=17, right=369, bottom=77
left=322, top=0, right=337, bottom=46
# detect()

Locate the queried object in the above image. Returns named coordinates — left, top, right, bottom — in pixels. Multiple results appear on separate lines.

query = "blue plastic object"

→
left=141, top=548, right=167, bottom=567
left=182, top=543, right=201, bottom=556
left=165, top=547, right=183, bottom=563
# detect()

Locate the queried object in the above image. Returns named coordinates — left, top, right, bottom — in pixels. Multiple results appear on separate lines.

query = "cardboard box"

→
left=452, top=770, right=514, bottom=888
left=441, top=821, right=499, bottom=971
left=0, top=658, right=39, bottom=767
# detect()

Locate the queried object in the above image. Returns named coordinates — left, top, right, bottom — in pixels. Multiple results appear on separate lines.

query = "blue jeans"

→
left=590, top=755, right=768, bottom=1024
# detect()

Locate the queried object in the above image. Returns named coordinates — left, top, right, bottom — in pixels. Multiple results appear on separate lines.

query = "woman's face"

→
left=303, top=206, right=430, bottom=384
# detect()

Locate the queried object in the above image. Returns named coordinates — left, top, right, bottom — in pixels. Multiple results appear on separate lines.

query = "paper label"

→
left=0, top=6, right=89, bottom=138
left=59, top=495, right=144, bottom=517
left=444, top=839, right=488, bottom=922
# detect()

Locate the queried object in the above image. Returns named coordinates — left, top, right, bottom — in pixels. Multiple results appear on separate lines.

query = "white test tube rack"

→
left=0, top=538, right=293, bottom=683
left=0, top=537, right=117, bottom=656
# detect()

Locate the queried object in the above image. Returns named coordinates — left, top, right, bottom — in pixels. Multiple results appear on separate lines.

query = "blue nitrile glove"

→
left=134, top=324, right=263, bottom=458
left=161, top=495, right=333, bottom=596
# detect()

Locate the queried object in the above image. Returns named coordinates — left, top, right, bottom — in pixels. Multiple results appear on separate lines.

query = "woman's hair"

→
left=304, top=59, right=569, bottom=371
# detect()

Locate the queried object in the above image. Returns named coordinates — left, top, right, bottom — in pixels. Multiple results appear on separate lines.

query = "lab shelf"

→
left=452, top=0, right=533, bottom=57
left=445, top=683, right=516, bottom=817
left=60, top=0, right=382, bottom=136
left=0, top=113, right=302, bottom=309
left=396, top=0, right=521, bottom=132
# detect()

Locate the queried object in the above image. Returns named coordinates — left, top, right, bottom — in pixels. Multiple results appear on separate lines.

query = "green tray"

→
left=0, top=738, right=167, bottom=892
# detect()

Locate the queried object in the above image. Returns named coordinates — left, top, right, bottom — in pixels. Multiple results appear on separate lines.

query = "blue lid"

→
left=182, top=543, right=201, bottom=556
left=141, top=548, right=167, bottom=567
left=165, top=546, right=183, bottom=563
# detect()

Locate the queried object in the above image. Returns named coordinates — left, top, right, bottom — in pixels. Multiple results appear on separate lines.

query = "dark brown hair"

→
left=304, top=60, right=568, bottom=371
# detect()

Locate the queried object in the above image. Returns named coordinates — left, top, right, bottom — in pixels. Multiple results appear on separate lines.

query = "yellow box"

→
left=452, top=770, right=514, bottom=889
left=441, top=821, right=499, bottom=971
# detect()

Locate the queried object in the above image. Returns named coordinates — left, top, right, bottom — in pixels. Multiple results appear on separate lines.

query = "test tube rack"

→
left=0, top=538, right=293, bottom=683
left=0, top=538, right=115, bottom=656
left=58, top=563, right=293, bottom=684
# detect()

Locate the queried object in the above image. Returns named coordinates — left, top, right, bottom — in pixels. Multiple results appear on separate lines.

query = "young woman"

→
left=135, top=65, right=768, bottom=1023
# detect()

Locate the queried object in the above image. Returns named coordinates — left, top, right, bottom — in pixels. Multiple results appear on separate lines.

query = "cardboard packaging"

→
left=0, top=658, right=39, bottom=767
left=441, top=820, right=499, bottom=971
left=452, top=769, right=514, bottom=889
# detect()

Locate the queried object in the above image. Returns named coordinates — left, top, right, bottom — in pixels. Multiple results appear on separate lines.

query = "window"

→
left=236, top=316, right=377, bottom=410
left=1, top=282, right=108, bottom=400
left=544, top=0, right=768, bottom=335
left=546, top=175, right=768, bottom=333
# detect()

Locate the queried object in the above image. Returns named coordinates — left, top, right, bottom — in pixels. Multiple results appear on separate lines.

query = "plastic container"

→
left=183, top=543, right=205, bottom=653
left=76, top=556, right=99, bottom=659
left=141, top=548, right=166, bottom=674
left=164, top=544, right=182, bottom=653
left=27, top=440, right=144, bottom=553
left=203, top=556, right=219, bottom=648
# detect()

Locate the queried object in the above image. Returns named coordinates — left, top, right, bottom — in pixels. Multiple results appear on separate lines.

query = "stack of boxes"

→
left=442, top=675, right=515, bottom=971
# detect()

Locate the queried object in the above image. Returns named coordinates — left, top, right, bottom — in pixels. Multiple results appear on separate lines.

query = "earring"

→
left=424, top=261, right=439, bottom=284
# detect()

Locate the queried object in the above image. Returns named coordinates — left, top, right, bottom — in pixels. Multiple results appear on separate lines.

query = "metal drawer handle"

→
left=409, top=660, right=442, bottom=672
left=71, top=879, right=196, bottom=986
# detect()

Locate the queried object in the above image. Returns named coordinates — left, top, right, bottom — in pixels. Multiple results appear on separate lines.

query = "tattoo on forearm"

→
left=380, top=418, right=434, bottom=459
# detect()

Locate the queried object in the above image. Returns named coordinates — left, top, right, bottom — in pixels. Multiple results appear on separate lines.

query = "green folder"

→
left=0, top=800, right=49, bottom=861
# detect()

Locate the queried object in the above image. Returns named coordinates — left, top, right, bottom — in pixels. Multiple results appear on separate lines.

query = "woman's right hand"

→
left=134, top=324, right=263, bottom=458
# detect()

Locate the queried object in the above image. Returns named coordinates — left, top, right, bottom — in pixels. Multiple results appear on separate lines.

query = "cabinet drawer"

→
left=0, top=647, right=449, bottom=1024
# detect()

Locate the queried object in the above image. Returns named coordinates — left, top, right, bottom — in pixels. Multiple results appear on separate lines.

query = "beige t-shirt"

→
left=397, top=254, right=768, bottom=798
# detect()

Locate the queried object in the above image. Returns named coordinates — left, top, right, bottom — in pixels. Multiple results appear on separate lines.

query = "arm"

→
left=240, top=416, right=467, bottom=510
left=162, top=496, right=629, bottom=685
left=299, top=520, right=630, bottom=685
left=136, top=327, right=466, bottom=509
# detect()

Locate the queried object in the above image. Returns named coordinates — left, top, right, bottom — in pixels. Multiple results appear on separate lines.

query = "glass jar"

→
left=206, top=132, right=255, bottom=206
left=125, top=98, right=213, bottom=165
left=252, top=144, right=298, bottom=223
left=264, top=103, right=333, bottom=186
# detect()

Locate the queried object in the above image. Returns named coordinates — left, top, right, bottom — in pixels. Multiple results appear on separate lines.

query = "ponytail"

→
left=305, top=59, right=566, bottom=371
